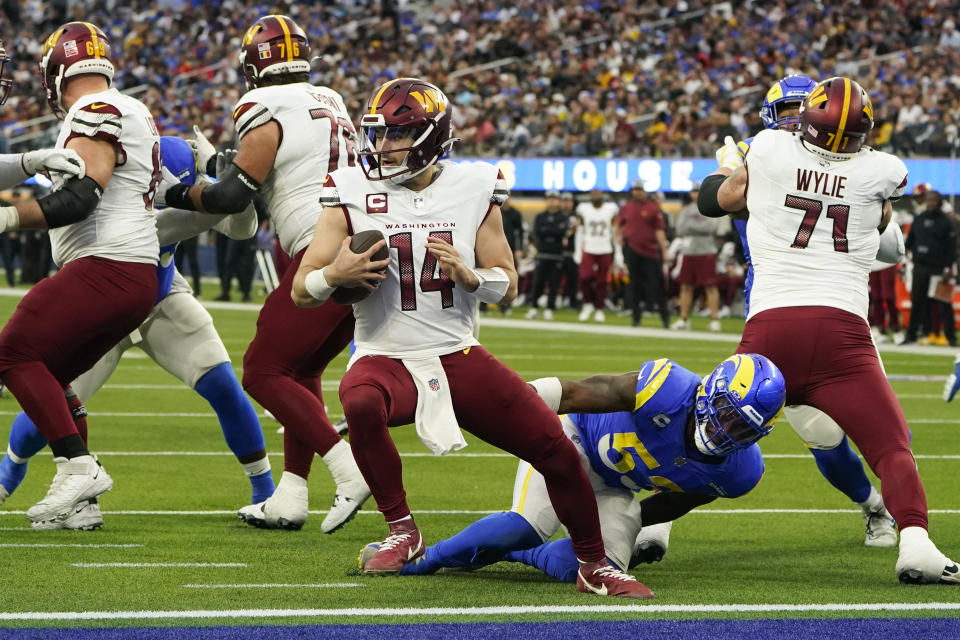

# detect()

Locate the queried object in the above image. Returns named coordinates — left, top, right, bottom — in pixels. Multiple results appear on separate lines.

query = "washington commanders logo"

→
left=366, top=193, right=388, bottom=214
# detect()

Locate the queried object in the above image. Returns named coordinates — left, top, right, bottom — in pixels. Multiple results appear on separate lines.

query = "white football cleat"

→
left=896, top=527, right=960, bottom=585
left=863, top=505, right=897, bottom=548
left=322, top=482, right=371, bottom=534
left=524, top=308, right=538, bottom=320
left=709, top=319, right=722, bottom=332
left=543, top=309, right=554, bottom=321
left=26, top=456, right=112, bottom=523
left=238, top=472, right=308, bottom=530
left=670, top=319, right=690, bottom=331
left=631, top=521, right=672, bottom=567
left=31, top=498, right=103, bottom=531
left=578, top=303, right=595, bottom=322
left=593, top=309, right=606, bottom=323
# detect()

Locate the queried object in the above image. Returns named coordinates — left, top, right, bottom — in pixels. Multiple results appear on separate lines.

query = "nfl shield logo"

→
left=413, top=196, right=424, bottom=209
left=63, top=40, right=79, bottom=57
left=428, top=378, right=440, bottom=392
left=258, top=43, right=271, bottom=60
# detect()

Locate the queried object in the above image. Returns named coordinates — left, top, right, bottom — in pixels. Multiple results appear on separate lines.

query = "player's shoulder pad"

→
left=69, top=94, right=123, bottom=143
left=319, top=167, right=367, bottom=209
left=869, top=149, right=909, bottom=200
left=449, top=160, right=509, bottom=206
left=717, top=444, right=765, bottom=498
left=633, top=358, right=698, bottom=415
left=232, top=92, right=275, bottom=139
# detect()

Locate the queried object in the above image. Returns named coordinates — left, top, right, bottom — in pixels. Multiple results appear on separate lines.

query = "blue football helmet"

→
left=159, top=135, right=198, bottom=187
left=759, top=75, right=818, bottom=131
left=694, top=354, right=786, bottom=456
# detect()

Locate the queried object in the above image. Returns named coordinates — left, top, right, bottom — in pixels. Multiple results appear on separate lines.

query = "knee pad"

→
left=784, top=404, right=845, bottom=450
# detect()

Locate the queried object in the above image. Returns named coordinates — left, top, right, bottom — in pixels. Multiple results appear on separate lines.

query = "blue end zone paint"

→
left=4, top=619, right=960, bottom=640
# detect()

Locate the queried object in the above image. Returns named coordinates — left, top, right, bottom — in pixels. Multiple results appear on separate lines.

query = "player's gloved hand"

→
left=215, top=148, right=238, bottom=180
left=191, top=125, right=218, bottom=177
left=943, top=356, right=960, bottom=402
left=21, top=148, right=86, bottom=180
left=715, top=136, right=744, bottom=171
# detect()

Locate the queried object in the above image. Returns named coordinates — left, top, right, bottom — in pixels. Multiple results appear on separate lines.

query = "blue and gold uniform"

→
left=569, top=358, right=764, bottom=499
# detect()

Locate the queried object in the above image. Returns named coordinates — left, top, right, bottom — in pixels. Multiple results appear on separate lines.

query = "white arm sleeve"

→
left=876, top=223, right=905, bottom=264
left=0, top=153, right=28, bottom=191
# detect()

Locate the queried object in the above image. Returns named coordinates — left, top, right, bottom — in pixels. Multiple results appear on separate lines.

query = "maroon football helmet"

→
left=239, top=15, right=310, bottom=90
left=0, top=41, right=12, bottom=106
left=39, top=22, right=114, bottom=118
left=358, top=78, right=459, bottom=183
left=798, top=76, right=873, bottom=157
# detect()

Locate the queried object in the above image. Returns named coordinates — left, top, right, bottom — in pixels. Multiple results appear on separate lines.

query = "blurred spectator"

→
left=19, top=230, right=51, bottom=284
left=615, top=180, right=669, bottom=328
left=525, top=190, right=568, bottom=321
left=671, top=183, right=721, bottom=332
left=500, top=198, right=525, bottom=315
left=576, top=188, right=618, bottom=322
left=559, top=191, right=580, bottom=310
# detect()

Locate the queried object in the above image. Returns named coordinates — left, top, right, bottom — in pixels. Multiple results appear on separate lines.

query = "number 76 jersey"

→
left=744, top=128, right=907, bottom=321
left=322, top=160, right=509, bottom=358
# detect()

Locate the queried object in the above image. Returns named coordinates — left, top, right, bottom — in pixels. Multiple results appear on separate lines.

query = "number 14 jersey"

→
left=322, top=160, right=508, bottom=358
left=744, top=128, right=907, bottom=321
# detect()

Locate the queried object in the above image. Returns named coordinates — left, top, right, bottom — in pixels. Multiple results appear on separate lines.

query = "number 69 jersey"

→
left=322, top=160, right=509, bottom=358
left=569, top=359, right=764, bottom=498
left=744, top=128, right=907, bottom=321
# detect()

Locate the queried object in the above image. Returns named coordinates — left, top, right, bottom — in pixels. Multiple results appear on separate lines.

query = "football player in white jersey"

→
left=160, top=15, right=369, bottom=534
left=0, top=22, right=161, bottom=526
left=575, top=189, right=618, bottom=322
left=698, top=76, right=958, bottom=585
left=290, top=77, right=653, bottom=599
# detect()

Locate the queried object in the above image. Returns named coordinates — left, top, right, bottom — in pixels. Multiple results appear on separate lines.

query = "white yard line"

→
left=0, top=602, right=959, bottom=621
left=72, top=562, right=245, bottom=568
left=181, top=583, right=364, bottom=589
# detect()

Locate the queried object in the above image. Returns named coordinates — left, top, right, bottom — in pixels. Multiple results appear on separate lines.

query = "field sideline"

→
left=0, top=292, right=958, bottom=638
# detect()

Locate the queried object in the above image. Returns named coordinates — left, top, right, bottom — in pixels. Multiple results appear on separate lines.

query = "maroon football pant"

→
left=0, top=257, right=156, bottom=443
left=340, top=345, right=606, bottom=562
left=737, top=306, right=927, bottom=530
left=868, top=266, right=900, bottom=332
left=578, top=252, right=612, bottom=308
left=242, top=249, right=354, bottom=478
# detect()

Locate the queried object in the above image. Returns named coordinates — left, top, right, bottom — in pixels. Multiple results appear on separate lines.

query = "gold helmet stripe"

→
left=369, top=78, right=402, bottom=114
left=275, top=16, right=293, bottom=63
left=831, top=78, right=851, bottom=153
left=83, top=22, right=101, bottom=59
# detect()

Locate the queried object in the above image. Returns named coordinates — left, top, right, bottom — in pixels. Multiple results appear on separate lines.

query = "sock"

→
left=809, top=436, right=872, bottom=504
left=400, top=511, right=542, bottom=576
left=504, top=538, right=579, bottom=583
left=0, top=449, right=28, bottom=494
left=8, top=411, right=49, bottom=460
left=64, top=386, right=88, bottom=444
left=49, top=433, right=88, bottom=459
left=858, top=486, right=886, bottom=513
left=321, top=439, right=361, bottom=487
left=194, top=363, right=273, bottom=501
left=276, top=470, right=308, bottom=493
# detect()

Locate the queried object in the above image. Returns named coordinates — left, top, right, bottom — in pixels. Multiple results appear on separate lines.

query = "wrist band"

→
left=304, top=267, right=335, bottom=302
left=529, top=376, right=563, bottom=413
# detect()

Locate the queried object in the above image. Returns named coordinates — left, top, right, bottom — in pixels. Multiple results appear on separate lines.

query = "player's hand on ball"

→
left=327, top=236, right=390, bottom=291
left=426, top=235, right=479, bottom=291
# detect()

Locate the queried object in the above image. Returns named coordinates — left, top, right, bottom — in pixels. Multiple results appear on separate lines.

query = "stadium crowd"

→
left=1, top=0, right=959, bottom=159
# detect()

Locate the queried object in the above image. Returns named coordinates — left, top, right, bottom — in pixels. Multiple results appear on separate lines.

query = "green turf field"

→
left=0, top=294, right=958, bottom=629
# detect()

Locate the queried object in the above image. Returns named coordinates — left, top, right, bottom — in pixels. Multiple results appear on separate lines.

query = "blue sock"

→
left=810, top=436, right=872, bottom=504
left=194, top=363, right=274, bottom=502
left=0, top=411, right=51, bottom=494
left=504, top=538, right=580, bottom=583
left=400, top=511, right=542, bottom=576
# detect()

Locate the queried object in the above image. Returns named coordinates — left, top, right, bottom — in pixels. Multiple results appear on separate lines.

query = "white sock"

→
left=276, top=470, right=308, bottom=492
left=858, top=486, right=885, bottom=512
left=899, top=526, right=930, bottom=549
left=322, top=439, right=363, bottom=487
left=6, top=445, right=28, bottom=465
left=242, top=456, right=271, bottom=477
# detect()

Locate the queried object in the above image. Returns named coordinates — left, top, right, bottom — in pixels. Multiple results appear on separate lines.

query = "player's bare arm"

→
left=427, top=204, right=519, bottom=304
left=3, top=135, right=113, bottom=230
left=555, top=371, right=640, bottom=414
left=291, top=205, right=389, bottom=308
left=636, top=492, right=717, bottom=527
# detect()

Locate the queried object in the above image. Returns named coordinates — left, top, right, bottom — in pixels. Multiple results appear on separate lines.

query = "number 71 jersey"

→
left=744, top=128, right=907, bottom=321
left=322, top=160, right=509, bottom=358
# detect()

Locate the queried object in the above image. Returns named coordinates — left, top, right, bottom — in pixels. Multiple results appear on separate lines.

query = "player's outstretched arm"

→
left=637, top=492, right=717, bottom=527
left=530, top=371, right=639, bottom=414
left=292, top=206, right=389, bottom=308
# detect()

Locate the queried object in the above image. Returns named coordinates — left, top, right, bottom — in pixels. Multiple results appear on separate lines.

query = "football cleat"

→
left=333, top=418, right=349, bottom=436
left=238, top=482, right=308, bottom=531
left=543, top=309, right=554, bottom=321
left=26, top=455, right=112, bottom=523
left=524, top=308, right=538, bottom=320
left=31, top=498, right=103, bottom=531
left=863, top=506, right=897, bottom=548
left=578, top=304, right=595, bottom=322
left=631, top=521, right=673, bottom=567
left=593, top=310, right=606, bottom=323
left=362, top=518, right=424, bottom=573
left=576, top=560, right=655, bottom=599
left=896, top=534, right=960, bottom=585
left=321, top=485, right=371, bottom=534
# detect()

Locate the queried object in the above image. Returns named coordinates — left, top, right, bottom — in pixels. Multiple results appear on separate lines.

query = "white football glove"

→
left=191, top=124, right=217, bottom=176
left=21, top=148, right=86, bottom=180
left=714, top=136, right=744, bottom=171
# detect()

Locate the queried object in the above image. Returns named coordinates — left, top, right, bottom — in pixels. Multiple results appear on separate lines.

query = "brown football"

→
left=330, top=230, right=390, bottom=304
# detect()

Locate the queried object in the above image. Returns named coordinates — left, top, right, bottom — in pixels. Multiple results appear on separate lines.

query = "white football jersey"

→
left=576, top=201, right=618, bottom=255
left=322, top=160, right=509, bottom=358
left=745, top=129, right=907, bottom=320
left=50, top=88, right=160, bottom=267
left=233, top=82, right=357, bottom=257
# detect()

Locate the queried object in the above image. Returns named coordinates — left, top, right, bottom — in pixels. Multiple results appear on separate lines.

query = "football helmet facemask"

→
left=799, top=76, right=874, bottom=159
left=358, top=77, right=459, bottom=184
left=759, top=74, right=817, bottom=131
left=239, top=15, right=310, bottom=90
left=39, top=22, right=115, bottom=118
left=694, top=354, right=785, bottom=456
left=0, top=41, right=12, bottom=106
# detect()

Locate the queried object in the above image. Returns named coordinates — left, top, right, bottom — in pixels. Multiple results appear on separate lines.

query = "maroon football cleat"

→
left=362, top=517, right=424, bottom=573
left=576, top=560, right=655, bottom=599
